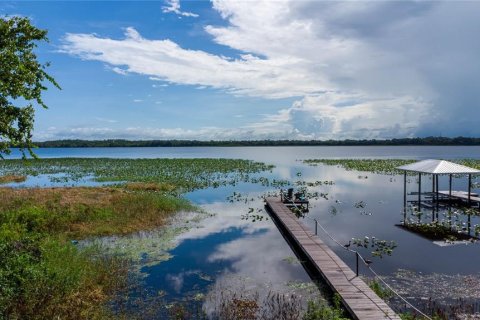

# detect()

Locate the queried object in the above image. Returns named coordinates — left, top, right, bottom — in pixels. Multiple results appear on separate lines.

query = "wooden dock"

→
left=265, top=197, right=401, bottom=320
left=437, top=190, right=480, bottom=204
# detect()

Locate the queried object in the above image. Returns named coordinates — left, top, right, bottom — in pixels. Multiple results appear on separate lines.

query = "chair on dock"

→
left=280, top=188, right=309, bottom=211
left=281, top=188, right=294, bottom=203
left=294, top=191, right=305, bottom=202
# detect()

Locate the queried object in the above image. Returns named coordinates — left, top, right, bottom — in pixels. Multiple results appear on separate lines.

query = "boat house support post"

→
left=436, top=174, right=440, bottom=214
left=418, top=173, right=422, bottom=208
left=432, top=174, right=435, bottom=222
left=403, top=172, right=407, bottom=222
left=468, top=174, right=472, bottom=205
left=432, top=174, right=435, bottom=197
left=449, top=174, right=452, bottom=201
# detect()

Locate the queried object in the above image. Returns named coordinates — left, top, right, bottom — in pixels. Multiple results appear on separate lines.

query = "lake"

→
left=5, top=146, right=480, bottom=316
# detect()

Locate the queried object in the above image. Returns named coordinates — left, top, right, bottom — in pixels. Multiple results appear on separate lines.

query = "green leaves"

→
left=304, top=159, right=416, bottom=175
left=0, top=16, right=60, bottom=158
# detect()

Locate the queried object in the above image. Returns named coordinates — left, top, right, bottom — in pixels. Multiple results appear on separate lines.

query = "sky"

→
left=2, top=0, right=480, bottom=141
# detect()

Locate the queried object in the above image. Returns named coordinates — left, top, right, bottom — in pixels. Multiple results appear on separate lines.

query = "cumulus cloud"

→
left=162, top=0, right=198, bottom=17
left=60, top=1, right=480, bottom=138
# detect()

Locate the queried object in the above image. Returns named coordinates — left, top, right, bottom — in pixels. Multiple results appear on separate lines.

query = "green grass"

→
left=368, top=279, right=394, bottom=301
left=303, top=294, right=350, bottom=320
left=0, top=226, right=127, bottom=319
left=0, top=185, right=196, bottom=319
left=0, top=187, right=194, bottom=239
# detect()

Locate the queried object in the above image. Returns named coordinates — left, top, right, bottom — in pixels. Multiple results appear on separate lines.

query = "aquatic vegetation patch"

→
left=85, top=210, right=213, bottom=273
left=304, top=159, right=480, bottom=176
left=353, top=200, right=366, bottom=209
left=398, top=222, right=478, bottom=243
left=303, top=159, right=415, bottom=175
left=0, top=158, right=274, bottom=192
left=350, top=236, right=397, bottom=258
left=385, top=269, right=480, bottom=319
left=294, top=180, right=335, bottom=187
left=282, top=257, right=304, bottom=266
left=0, top=174, right=26, bottom=184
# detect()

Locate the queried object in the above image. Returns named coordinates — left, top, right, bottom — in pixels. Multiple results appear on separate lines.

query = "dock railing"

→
left=278, top=196, right=432, bottom=320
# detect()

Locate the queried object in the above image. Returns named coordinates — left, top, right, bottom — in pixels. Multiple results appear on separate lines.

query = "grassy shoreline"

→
left=0, top=184, right=194, bottom=319
left=0, top=158, right=276, bottom=319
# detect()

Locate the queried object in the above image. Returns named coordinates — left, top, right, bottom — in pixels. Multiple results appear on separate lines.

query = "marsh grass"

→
left=124, top=181, right=177, bottom=193
left=0, top=186, right=194, bottom=239
left=208, top=287, right=349, bottom=320
left=0, top=174, right=26, bottom=184
left=0, top=232, right=129, bottom=319
left=0, top=185, right=194, bottom=319
left=368, top=279, right=394, bottom=301
left=212, top=290, right=304, bottom=320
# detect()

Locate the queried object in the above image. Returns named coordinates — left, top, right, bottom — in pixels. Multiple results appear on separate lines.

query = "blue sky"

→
left=2, top=1, right=480, bottom=140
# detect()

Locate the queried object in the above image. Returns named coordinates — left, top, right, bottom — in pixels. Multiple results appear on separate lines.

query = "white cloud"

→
left=110, top=66, right=128, bottom=75
left=277, top=93, right=429, bottom=139
left=60, top=1, right=480, bottom=138
left=95, top=117, right=118, bottom=123
left=162, top=0, right=199, bottom=18
left=61, top=27, right=324, bottom=99
left=132, top=99, right=143, bottom=103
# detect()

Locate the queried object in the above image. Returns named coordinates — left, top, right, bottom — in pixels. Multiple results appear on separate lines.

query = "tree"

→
left=0, top=16, right=60, bottom=158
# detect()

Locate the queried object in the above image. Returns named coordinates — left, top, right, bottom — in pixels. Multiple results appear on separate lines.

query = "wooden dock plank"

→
left=265, top=197, right=401, bottom=320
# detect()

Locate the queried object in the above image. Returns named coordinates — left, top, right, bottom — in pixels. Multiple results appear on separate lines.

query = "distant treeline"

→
left=32, top=137, right=480, bottom=148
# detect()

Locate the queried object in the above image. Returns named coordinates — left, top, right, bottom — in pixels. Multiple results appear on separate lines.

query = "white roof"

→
left=396, top=159, right=480, bottom=174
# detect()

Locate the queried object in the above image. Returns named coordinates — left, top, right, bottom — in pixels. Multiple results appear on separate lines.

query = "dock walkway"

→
left=437, top=190, right=480, bottom=204
left=265, top=197, right=400, bottom=320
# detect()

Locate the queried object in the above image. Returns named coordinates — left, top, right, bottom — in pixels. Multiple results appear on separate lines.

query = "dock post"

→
left=356, top=252, right=359, bottom=277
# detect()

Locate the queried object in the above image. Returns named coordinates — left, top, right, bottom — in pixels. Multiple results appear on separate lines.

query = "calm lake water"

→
left=5, top=146, right=480, bottom=315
